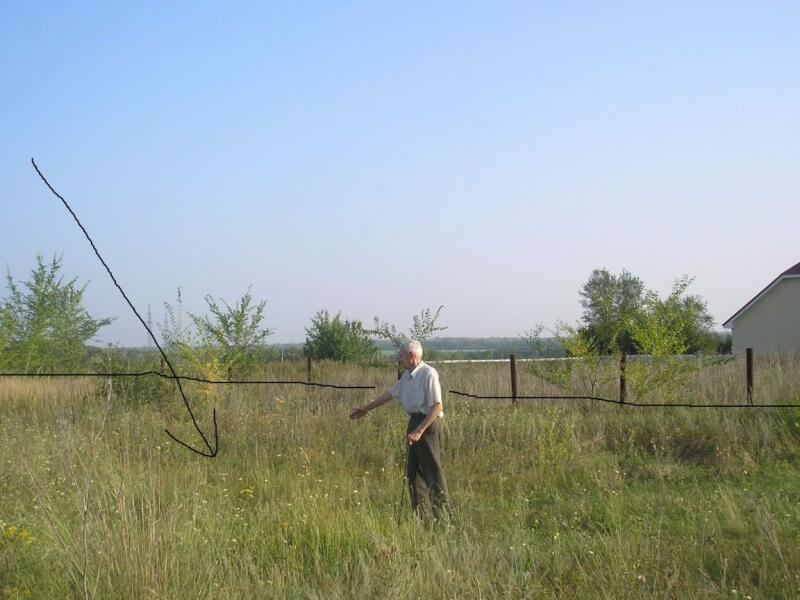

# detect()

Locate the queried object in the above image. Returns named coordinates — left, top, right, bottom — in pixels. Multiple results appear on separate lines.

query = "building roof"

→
left=723, top=261, right=800, bottom=328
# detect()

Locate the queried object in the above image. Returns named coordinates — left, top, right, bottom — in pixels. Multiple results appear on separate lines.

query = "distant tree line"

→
left=0, top=254, right=730, bottom=377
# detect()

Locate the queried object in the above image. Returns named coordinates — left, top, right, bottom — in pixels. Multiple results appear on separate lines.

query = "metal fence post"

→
left=307, top=354, right=313, bottom=383
left=510, top=354, right=518, bottom=405
left=746, top=347, right=753, bottom=405
left=619, top=353, right=627, bottom=405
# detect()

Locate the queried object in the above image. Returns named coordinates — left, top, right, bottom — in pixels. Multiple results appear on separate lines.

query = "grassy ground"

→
left=2, top=356, right=800, bottom=598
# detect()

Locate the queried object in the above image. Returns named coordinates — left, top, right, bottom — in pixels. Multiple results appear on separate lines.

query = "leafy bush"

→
left=578, top=269, right=715, bottom=355
left=0, top=255, right=112, bottom=372
left=190, top=287, right=272, bottom=377
left=304, top=310, right=375, bottom=362
left=526, top=270, right=722, bottom=401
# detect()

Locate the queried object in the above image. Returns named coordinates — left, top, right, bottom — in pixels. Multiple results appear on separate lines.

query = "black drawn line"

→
left=31, top=158, right=219, bottom=457
left=0, top=371, right=375, bottom=389
left=449, top=389, right=800, bottom=408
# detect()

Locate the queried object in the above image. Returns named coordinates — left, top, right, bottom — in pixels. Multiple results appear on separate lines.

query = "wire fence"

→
left=3, top=348, right=798, bottom=408
left=444, top=351, right=800, bottom=408
left=0, top=371, right=375, bottom=390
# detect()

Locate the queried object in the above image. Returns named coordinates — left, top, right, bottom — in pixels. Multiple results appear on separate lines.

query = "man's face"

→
left=398, top=350, right=416, bottom=370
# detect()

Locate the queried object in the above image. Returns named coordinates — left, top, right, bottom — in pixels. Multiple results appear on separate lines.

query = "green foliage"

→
left=160, top=287, right=273, bottom=378
left=0, top=519, right=37, bottom=598
left=0, top=255, right=113, bottom=372
left=579, top=269, right=644, bottom=355
left=304, top=310, right=376, bottom=362
left=86, top=343, right=173, bottom=405
left=577, top=269, right=715, bottom=356
left=190, top=287, right=273, bottom=376
left=159, top=288, right=226, bottom=404
left=159, top=288, right=197, bottom=363
left=529, top=271, right=721, bottom=401
left=715, top=331, right=733, bottom=354
left=632, top=276, right=716, bottom=357
left=0, top=302, right=14, bottom=360
left=371, top=305, right=447, bottom=350
left=624, top=276, right=721, bottom=400
left=525, top=322, right=615, bottom=396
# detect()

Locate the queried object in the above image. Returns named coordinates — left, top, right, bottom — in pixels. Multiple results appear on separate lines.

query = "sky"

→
left=2, top=1, right=798, bottom=345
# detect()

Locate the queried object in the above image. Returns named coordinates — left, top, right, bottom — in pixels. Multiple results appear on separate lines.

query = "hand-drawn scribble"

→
left=0, top=371, right=376, bottom=389
left=31, top=158, right=222, bottom=457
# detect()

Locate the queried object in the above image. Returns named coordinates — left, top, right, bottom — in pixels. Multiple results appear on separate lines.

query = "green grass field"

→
left=2, top=356, right=800, bottom=598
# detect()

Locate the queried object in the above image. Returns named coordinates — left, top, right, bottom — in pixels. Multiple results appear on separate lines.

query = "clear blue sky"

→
left=2, top=1, right=798, bottom=345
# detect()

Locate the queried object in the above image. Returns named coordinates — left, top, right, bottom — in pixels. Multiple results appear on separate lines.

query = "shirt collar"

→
left=409, top=362, right=425, bottom=378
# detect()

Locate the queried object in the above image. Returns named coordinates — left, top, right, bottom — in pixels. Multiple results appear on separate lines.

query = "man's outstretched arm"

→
left=350, top=390, right=393, bottom=419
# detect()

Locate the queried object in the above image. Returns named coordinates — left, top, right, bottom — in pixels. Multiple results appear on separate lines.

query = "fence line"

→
left=451, top=348, right=796, bottom=408
left=0, top=371, right=375, bottom=390
left=448, top=390, right=800, bottom=408
left=2, top=348, right=793, bottom=409
left=430, top=354, right=736, bottom=365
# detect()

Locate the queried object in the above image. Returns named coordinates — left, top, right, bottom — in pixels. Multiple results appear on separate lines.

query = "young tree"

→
left=528, top=270, right=719, bottom=401
left=525, top=322, right=613, bottom=397
left=304, top=310, right=376, bottom=362
left=577, top=269, right=715, bottom=356
left=578, top=269, right=644, bottom=354
left=632, top=276, right=700, bottom=357
left=0, top=254, right=113, bottom=372
left=0, top=292, right=17, bottom=360
left=624, top=276, right=721, bottom=399
left=159, top=288, right=222, bottom=402
left=160, top=288, right=195, bottom=356
left=371, top=305, right=447, bottom=350
left=190, top=287, right=273, bottom=376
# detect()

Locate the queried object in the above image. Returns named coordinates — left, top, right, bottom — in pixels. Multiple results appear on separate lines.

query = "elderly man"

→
left=350, top=340, right=451, bottom=520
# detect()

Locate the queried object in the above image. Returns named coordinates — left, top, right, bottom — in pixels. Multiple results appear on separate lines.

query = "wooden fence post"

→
left=746, top=347, right=753, bottom=405
left=619, top=353, right=627, bottom=405
left=307, top=354, right=313, bottom=383
left=228, top=366, right=233, bottom=382
left=510, top=354, right=518, bottom=405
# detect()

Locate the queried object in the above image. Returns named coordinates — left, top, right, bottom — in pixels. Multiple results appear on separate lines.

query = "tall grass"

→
left=2, top=355, right=800, bottom=598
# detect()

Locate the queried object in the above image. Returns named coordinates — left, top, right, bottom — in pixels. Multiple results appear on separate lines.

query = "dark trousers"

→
left=406, top=413, right=451, bottom=520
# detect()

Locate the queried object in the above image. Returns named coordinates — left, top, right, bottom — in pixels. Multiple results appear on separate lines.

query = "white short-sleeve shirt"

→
left=389, top=362, right=443, bottom=417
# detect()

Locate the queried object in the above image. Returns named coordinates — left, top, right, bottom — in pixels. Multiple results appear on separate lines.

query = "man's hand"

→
left=350, top=391, right=392, bottom=420
left=350, top=405, right=369, bottom=419
left=406, top=429, right=423, bottom=446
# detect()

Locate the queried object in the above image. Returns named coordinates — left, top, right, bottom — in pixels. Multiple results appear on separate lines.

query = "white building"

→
left=723, top=261, right=800, bottom=355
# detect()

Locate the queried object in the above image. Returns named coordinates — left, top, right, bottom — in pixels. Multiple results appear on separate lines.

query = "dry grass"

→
left=2, top=354, right=800, bottom=598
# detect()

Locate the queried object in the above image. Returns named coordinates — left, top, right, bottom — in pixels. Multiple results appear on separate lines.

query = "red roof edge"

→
left=723, top=261, right=800, bottom=327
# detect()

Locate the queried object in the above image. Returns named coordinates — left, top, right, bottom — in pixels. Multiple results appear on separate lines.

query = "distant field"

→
left=2, top=356, right=800, bottom=598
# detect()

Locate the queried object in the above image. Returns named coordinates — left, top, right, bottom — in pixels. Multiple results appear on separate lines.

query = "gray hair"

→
left=399, top=339, right=423, bottom=359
